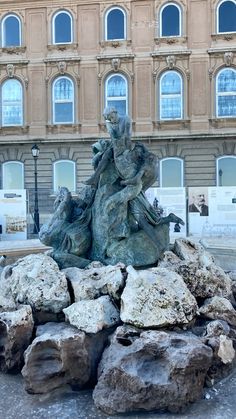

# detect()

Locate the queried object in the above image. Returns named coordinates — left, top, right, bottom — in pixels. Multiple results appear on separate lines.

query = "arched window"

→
left=53, top=160, right=76, bottom=192
left=2, top=79, right=23, bottom=126
left=105, top=7, right=126, bottom=40
left=2, top=14, right=21, bottom=47
left=52, top=11, right=73, bottom=44
left=217, top=156, right=236, bottom=186
left=160, top=3, right=181, bottom=37
left=216, top=68, right=236, bottom=117
left=217, top=0, right=236, bottom=33
left=52, top=77, right=74, bottom=124
left=105, top=74, right=128, bottom=115
left=159, top=71, right=183, bottom=120
left=160, top=158, right=184, bottom=187
left=2, top=161, right=24, bottom=189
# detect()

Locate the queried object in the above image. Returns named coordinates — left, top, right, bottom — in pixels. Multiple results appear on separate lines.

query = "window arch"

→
left=217, top=0, right=236, bottom=33
left=2, top=79, right=23, bottom=126
left=216, top=68, right=236, bottom=118
left=105, top=74, right=128, bottom=115
left=52, top=77, right=75, bottom=124
left=105, top=7, right=126, bottom=40
left=2, top=14, right=21, bottom=47
left=160, top=158, right=184, bottom=187
left=52, top=10, right=73, bottom=44
left=2, top=161, right=24, bottom=189
left=160, top=3, right=181, bottom=37
left=217, top=156, right=236, bottom=186
left=159, top=71, right=183, bottom=120
left=53, top=160, right=76, bottom=192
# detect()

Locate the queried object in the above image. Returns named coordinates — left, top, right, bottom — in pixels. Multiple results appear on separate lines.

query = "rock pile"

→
left=0, top=239, right=235, bottom=414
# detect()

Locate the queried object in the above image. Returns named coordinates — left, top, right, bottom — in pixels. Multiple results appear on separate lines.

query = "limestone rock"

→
left=199, top=296, right=236, bottom=327
left=0, top=254, right=70, bottom=313
left=93, top=325, right=213, bottom=414
left=120, top=266, right=197, bottom=328
left=22, top=322, right=111, bottom=394
left=0, top=305, right=34, bottom=372
left=161, top=240, right=233, bottom=300
left=173, top=238, right=214, bottom=265
left=63, top=295, right=120, bottom=333
left=63, top=263, right=125, bottom=302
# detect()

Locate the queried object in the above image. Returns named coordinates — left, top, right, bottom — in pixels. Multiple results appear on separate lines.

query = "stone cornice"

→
left=151, top=50, right=191, bottom=58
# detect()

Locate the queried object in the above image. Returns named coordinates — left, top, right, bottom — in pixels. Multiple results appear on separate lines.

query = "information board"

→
left=0, top=190, right=27, bottom=240
left=146, top=187, right=187, bottom=240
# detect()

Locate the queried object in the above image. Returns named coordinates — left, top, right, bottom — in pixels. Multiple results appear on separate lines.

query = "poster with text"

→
left=146, top=187, right=187, bottom=240
left=188, top=187, right=209, bottom=236
left=0, top=190, right=27, bottom=240
left=188, top=186, right=236, bottom=238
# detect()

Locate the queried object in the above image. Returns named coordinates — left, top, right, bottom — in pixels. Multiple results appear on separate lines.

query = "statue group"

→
left=39, top=108, right=184, bottom=268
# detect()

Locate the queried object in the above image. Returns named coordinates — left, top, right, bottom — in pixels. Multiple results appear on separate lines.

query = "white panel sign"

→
left=146, top=187, right=187, bottom=240
left=0, top=190, right=27, bottom=240
left=188, top=186, right=236, bottom=238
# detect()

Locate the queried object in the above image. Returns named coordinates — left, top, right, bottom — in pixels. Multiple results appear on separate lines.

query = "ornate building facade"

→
left=0, top=0, right=236, bottom=230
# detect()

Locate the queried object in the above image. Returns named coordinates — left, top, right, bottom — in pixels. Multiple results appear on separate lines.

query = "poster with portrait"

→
left=146, top=187, right=187, bottom=240
left=0, top=190, right=27, bottom=240
left=188, top=187, right=209, bottom=236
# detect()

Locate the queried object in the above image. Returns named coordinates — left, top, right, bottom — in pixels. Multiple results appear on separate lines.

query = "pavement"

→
left=0, top=237, right=236, bottom=418
left=0, top=369, right=236, bottom=419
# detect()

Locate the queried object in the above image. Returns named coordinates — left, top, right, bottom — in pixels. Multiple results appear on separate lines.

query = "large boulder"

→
left=63, top=295, right=120, bottom=333
left=63, top=263, right=125, bottom=302
left=0, top=305, right=34, bottom=372
left=93, top=325, right=213, bottom=414
left=160, top=240, right=233, bottom=300
left=22, top=322, right=111, bottom=394
left=0, top=254, right=70, bottom=313
left=120, top=266, right=197, bottom=328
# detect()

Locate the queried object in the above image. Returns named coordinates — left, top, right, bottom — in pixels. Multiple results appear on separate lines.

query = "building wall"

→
left=0, top=0, right=235, bottom=228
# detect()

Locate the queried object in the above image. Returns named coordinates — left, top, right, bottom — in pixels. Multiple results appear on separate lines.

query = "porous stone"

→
left=63, top=263, right=125, bottom=302
left=161, top=240, right=233, bottom=300
left=0, top=305, right=34, bottom=372
left=63, top=295, right=120, bottom=333
left=120, top=266, right=197, bottom=328
left=22, top=322, right=111, bottom=394
left=0, top=254, right=70, bottom=313
left=93, top=325, right=213, bottom=414
left=199, top=296, right=236, bottom=327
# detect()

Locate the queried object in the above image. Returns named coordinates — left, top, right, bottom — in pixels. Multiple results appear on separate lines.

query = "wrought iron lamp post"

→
left=31, top=144, right=40, bottom=234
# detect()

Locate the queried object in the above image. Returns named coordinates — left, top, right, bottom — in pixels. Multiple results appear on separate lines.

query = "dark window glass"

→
left=161, top=5, right=180, bottom=36
left=54, top=12, right=72, bottom=43
left=219, top=1, right=236, bottom=33
left=107, top=9, right=125, bottom=40
left=3, top=16, right=20, bottom=46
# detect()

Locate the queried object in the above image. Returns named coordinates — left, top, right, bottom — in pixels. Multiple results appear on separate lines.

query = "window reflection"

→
left=54, top=160, right=76, bottom=192
left=3, top=162, right=24, bottom=189
left=217, top=157, right=236, bottom=186
left=160, top=71, right=183, bottom=120
left=160, top=158, right=183, bottom=187
left=106, top=74, right=127, bottom=115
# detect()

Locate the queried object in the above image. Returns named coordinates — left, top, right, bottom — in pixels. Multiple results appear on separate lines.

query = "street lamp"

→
left=31, top=144, right=40, bottom=234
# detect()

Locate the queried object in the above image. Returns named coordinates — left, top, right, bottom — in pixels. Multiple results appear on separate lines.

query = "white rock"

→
left=120, top=266, right=198, bottom=328
left=0, top=254, right=70, bottom=313
left=217, top=335, right=235, bottom=364
left=63, top=263, right=125, bottom=302
left=63, top=295, right=120, bottom=333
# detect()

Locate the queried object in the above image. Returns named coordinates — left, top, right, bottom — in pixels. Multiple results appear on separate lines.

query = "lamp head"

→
left=31, top=144, right=40, bottom=158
